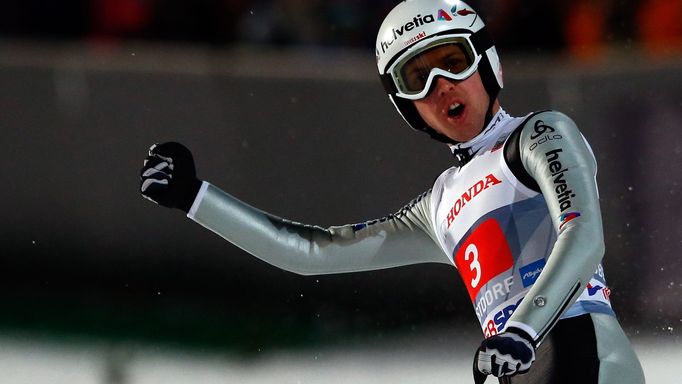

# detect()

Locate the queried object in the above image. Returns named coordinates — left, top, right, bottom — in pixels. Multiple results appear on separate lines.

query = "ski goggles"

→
left=384, top=34, right=482, bottom=100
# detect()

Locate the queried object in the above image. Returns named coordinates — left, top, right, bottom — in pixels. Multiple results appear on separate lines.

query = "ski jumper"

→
left=187, top=109, right=644, bottom=383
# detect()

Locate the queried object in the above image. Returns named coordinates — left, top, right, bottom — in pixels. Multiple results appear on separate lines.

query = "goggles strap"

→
left=380, top=73, right=398, bottom=94
left=471, top=26, right=499, bottom=138
left=470, top=26, right=494, bottom=53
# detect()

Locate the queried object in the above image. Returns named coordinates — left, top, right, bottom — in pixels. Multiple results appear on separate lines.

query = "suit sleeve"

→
left=185, top=182, right=451, bottom=275
left=504, top=111, right=605, bottom=343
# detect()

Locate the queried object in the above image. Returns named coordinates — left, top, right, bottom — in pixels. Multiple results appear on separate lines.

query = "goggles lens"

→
left=390, top=36, right=480, bottom=100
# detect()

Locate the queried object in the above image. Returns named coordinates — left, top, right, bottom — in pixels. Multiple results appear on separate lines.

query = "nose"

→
left=434, top=76, right=456, bottom=97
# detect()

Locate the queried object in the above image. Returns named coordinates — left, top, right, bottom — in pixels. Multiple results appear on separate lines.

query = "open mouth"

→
left=448, top=103, right=465, bottom=118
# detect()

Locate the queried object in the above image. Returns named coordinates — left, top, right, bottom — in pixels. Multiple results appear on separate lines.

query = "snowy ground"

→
left=0, top=331, right=676, bottom=384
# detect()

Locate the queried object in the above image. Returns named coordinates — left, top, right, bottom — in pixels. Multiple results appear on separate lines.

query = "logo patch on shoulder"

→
left=528, top=120, right=563, bottom=152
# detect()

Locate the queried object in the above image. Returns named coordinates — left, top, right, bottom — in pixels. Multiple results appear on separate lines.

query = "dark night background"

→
left=0, top=1, right=680, bottom=382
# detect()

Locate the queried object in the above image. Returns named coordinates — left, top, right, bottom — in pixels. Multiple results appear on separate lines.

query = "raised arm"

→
left=188, top=182, right=449, bottom=275
left=140, top=142, right=450, bottom=276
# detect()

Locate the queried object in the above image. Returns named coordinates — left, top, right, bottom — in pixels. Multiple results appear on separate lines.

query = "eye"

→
left=416, top=69, right=430, bottom=81
left=444, top=57, right=466, bottom=72
left=445, top=58, right=461, bottom=66
left=406, top=68, right=430, bottom=90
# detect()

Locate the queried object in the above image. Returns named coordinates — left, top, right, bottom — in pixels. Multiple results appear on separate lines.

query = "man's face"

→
left=413, top=71, right=493, bottom=143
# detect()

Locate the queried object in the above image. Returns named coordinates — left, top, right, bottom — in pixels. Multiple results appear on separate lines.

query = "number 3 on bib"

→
left=464, top=243, right=481, bottom=288
left=454, top=219, right=514, bottom=301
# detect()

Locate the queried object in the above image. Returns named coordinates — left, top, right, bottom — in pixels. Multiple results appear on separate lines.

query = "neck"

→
left=491, top=100, right=501, bottom=114
left=482, top=99, right=501, bottom=131
left=451, top=106, right=509, bottom=149
left=449, top=106, right=510, bottom=166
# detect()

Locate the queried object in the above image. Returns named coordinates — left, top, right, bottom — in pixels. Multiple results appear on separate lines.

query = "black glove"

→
left=473, top=328, right=536, bottom=382
left=140, top=142, right=202, bottom=213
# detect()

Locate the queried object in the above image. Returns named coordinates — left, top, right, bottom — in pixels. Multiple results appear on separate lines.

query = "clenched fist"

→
left=140, top=142, right=202, bottom=212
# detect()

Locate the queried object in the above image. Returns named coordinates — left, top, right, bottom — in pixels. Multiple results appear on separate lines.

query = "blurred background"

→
left=0, top=0, right=680, bottom=383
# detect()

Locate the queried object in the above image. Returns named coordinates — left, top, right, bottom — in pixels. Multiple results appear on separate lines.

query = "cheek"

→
left=471, top=81, right=489, bottom=109
left=414, top=100, right=439, bottom=125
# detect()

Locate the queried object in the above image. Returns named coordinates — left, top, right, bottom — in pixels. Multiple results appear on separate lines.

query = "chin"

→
left=442, top=125, right=477, bottom=142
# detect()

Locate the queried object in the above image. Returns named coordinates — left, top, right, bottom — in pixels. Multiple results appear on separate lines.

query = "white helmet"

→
left=375, top=0, right=503, bottom=143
